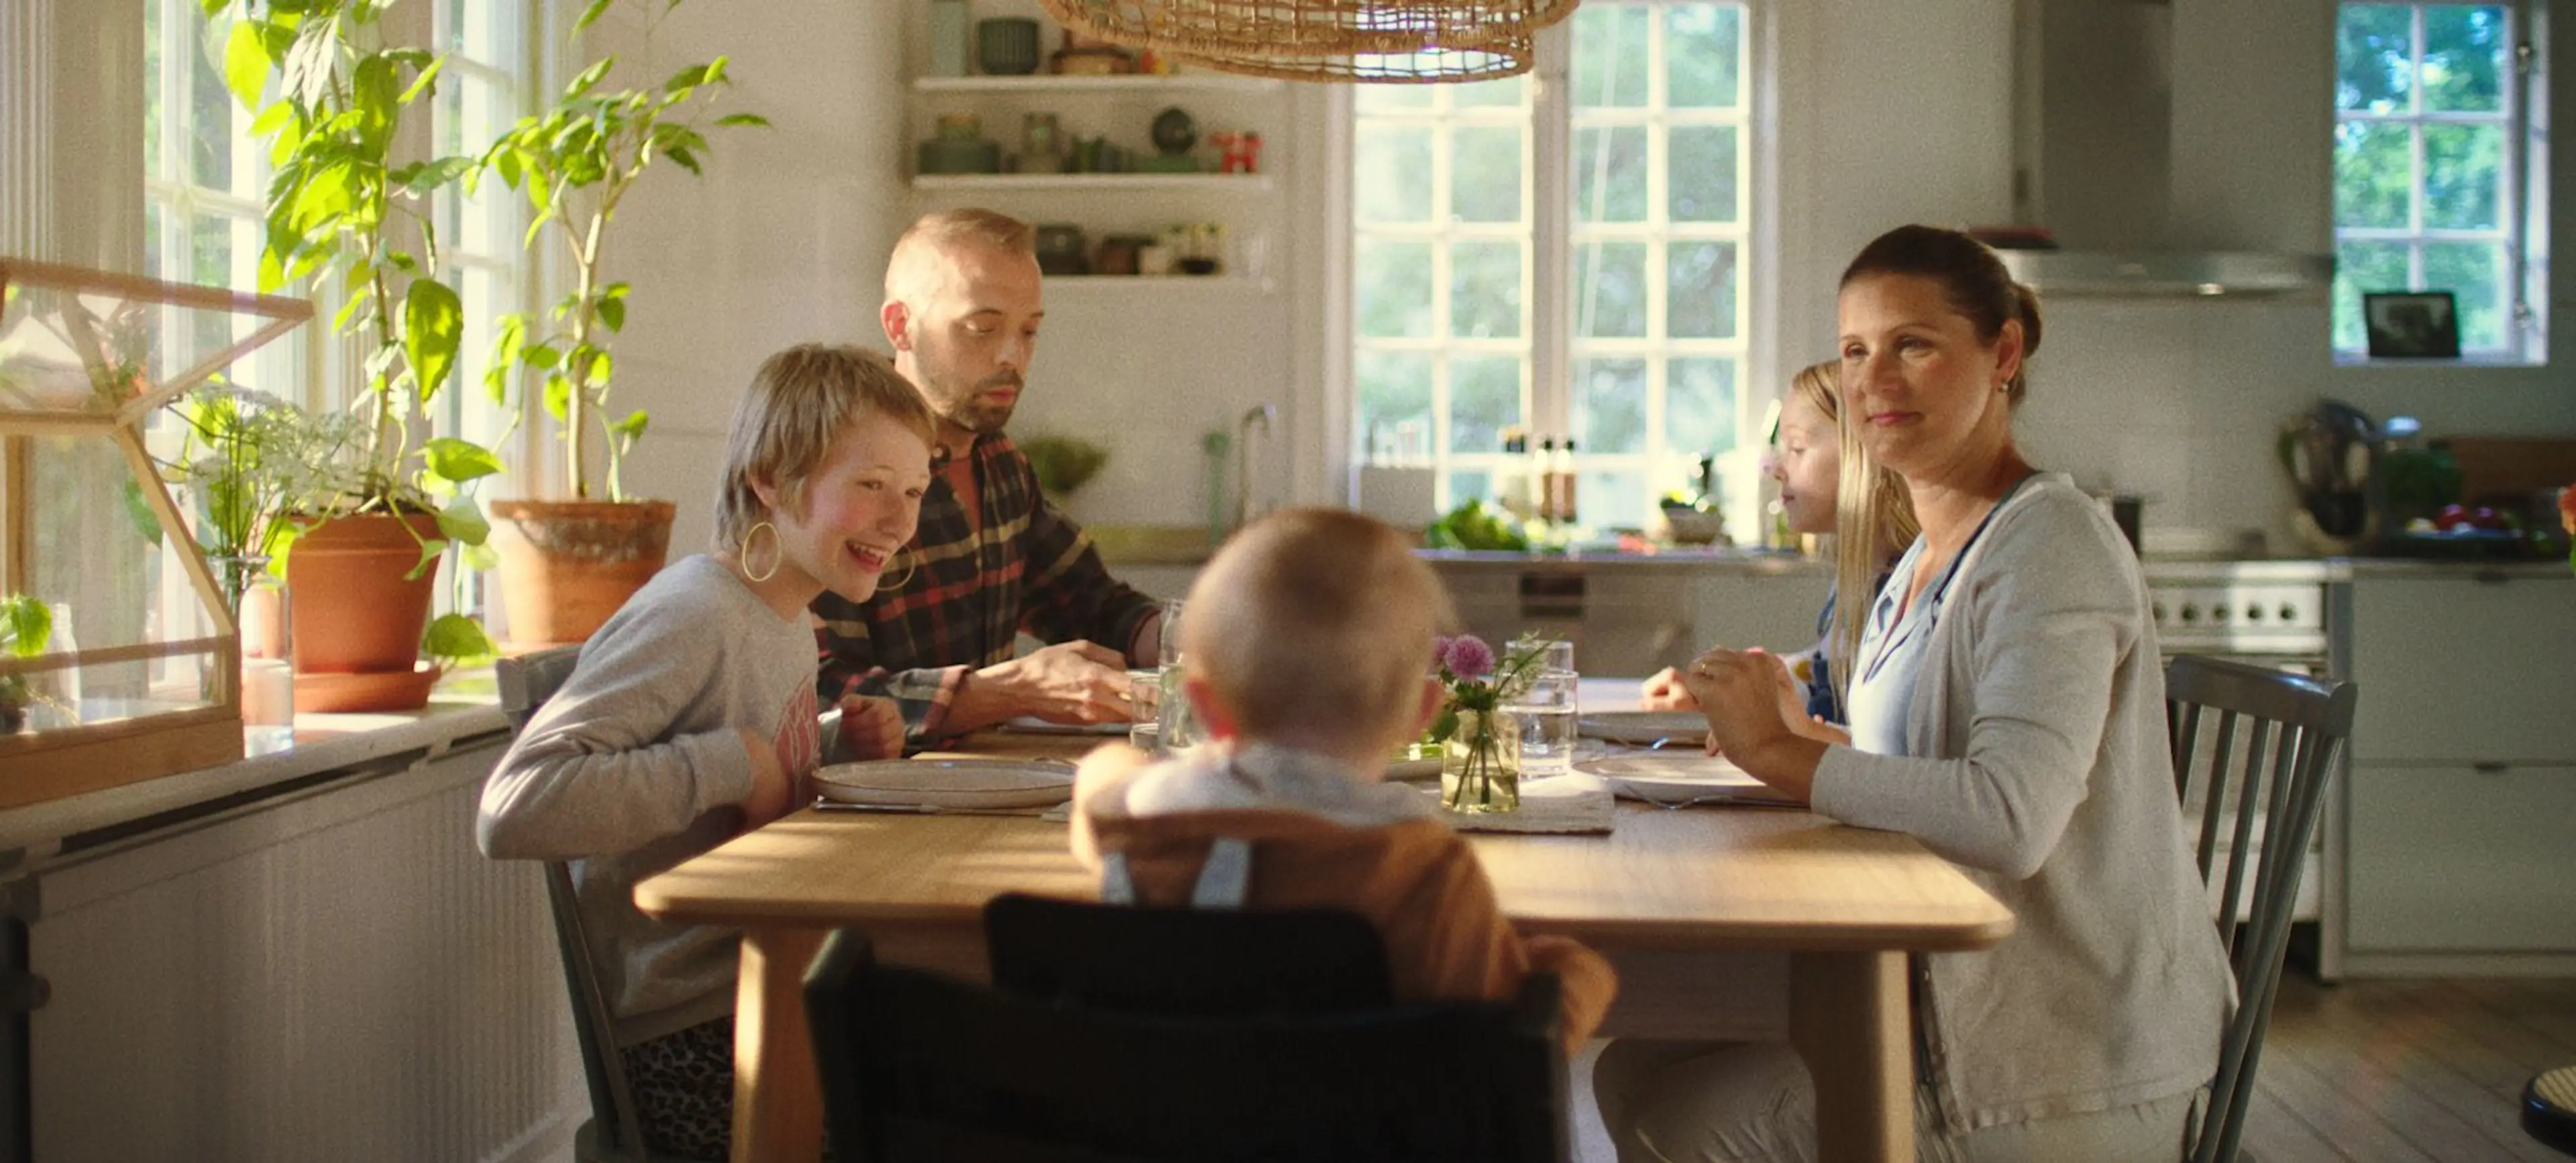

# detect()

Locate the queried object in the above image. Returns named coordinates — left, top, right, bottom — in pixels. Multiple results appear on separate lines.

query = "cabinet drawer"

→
left=2349, top=577, right=2576, bottom=762
left=2345, top=764, right=2576, bottom=953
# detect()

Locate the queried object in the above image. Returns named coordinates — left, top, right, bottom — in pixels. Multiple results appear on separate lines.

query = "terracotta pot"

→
left=286, top=510, right=443, bottom=689
left=489, top=498, right=678, bottom=647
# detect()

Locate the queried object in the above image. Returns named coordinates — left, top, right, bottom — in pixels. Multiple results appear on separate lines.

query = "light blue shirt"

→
left=1845, top=537, right=1932, bottom=757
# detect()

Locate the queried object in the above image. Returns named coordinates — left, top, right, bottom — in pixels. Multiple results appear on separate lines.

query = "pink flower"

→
left=1442, top=634, right=1496, bottom=681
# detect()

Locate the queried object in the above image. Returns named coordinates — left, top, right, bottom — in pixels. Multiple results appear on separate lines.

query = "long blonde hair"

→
left=1791, top=359, right=1918, bottom=709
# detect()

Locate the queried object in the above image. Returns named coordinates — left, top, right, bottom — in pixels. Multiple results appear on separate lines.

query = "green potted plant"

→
left=474, top=0, right=767, bottom=645
left=0, top=596, right=50, bottom=735
left=217, top=0, right=504, bottom=707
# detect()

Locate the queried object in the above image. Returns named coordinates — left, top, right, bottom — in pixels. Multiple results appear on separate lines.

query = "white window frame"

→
left=1339, top=1, right=1768, bottom=529
left=2332, top=0, right=2548, bottom=364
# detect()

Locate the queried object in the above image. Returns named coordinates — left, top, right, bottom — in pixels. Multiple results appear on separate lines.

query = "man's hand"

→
left=736, top=727, right=794, bottom=828
left=955, top=640, right=1134, bottom=728
left=1640, top=666, right=1702, bottom=711
left=839, top=696, right=906, bottom=760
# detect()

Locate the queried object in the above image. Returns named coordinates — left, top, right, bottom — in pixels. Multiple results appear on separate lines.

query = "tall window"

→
left=1352, top=1, right=1756, bottom=528
left=2332, top=2, right=2544, bottom=360
left=433, top=0, right=533, bottom=470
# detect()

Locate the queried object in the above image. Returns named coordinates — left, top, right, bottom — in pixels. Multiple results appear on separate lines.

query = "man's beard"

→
left=934, top=370, right=1022, bottom=435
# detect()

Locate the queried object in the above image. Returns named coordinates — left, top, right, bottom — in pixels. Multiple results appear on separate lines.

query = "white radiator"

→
left=28, top=740, right=586, bottom=1163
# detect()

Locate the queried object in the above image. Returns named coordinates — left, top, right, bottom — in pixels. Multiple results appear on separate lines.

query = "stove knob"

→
left=2180, top=604, right=2200, bottom=624
left=2279, top=603, right=2298, bottom=623
left=2212, top=604, right=2230, bottom=622
left=2152, top=602, right=2167, bottom=622
left=2246, top=604, right=2265, bottom=622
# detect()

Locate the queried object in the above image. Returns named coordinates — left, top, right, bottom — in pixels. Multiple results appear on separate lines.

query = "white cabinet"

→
left=2339, top=573, right=2576, bottom=973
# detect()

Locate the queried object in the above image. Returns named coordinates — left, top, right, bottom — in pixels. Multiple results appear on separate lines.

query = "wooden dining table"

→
left=631, top=732, right=2013, bottom=1163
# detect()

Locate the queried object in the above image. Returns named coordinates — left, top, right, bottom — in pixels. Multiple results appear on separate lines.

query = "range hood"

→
left=2006, top=0, right=2328, bottom=298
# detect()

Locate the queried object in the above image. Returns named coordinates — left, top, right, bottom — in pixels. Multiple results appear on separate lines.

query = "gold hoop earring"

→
left=877, top=547, right=917, bottom=592
left=739, top=520, right=783, bottom=584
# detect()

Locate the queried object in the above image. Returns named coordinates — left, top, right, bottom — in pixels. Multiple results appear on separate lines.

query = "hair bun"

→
left=2011, top=282, right=2045, bottom=358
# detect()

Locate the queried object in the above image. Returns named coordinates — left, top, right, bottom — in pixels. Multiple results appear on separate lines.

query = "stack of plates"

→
left=812, top=759, right=1073, bottom=809
left=1576, top=710, right=1709, bottom=748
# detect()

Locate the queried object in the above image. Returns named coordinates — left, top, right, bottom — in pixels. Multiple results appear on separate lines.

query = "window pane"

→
left=145, top=1, right=166, bottom=183
left=2422, top=6, right=2508, bottom=113
left=1668, top=241, right=1739, bottom=339
left=1358, top=124, right=1436, bottom=223
left=1447, top=470, right=1493, bottom=508
left=1572, top=125, right=1648, bottom=223
left=1450, top=240, right=1523, bottom=339
left=1450, top=125, right=1524, bottom=223
left=1669, top=125, right=1739, bottom=223
left=1356, top=349, right=1434, bottom=452
left=2332, top=240, right=2412, bottom=351
left=1665, top=5, right=1743, bottom=109
left=189, top=211, right=236, bottom=353
left=1666, top=357, right=1737, bottom=457
left=1572, top=4, right=1652, bottom=109
left=2421, top=241, right=2506, bottom=349
left=144, top=202, right=166, bottom=280
left=1453, top=74, right=1527, bottom=109
left=2422, top=123, right=2504, bottom=230
left=1573, top=357, right=1647, bottom=453
left=1451, top=356, right=1524, bottom=453
left=1354, top=239, right=1435, bottom=338
left=1356, top=85, right=1435, bottom=114
left=187, top=13, right=235, bottom=192
left=2336, top=4, right=2416, bottom=113
left=1574, top=242, right=1648, bottom=337
left=1578, top=469, right=1650, bottom=531
left=2333, top=121, right=2412, bottom=229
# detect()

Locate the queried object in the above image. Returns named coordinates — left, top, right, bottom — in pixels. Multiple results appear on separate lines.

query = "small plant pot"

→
left=490, top=498, right=678, bottom=647
left=286, top=512, right=444, bottom=702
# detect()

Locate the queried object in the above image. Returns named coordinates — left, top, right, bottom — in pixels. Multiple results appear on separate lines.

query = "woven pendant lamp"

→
left=1040, top=0, right=1576, bottom=82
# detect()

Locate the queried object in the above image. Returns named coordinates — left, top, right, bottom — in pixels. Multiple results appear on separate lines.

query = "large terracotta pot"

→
left=286, top=511, right=443, bottom=706
left=489, top=498, right=678, bottom=647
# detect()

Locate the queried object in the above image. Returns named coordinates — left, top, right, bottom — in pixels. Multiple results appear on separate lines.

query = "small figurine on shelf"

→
left=1139, top=106, right=1201, bottom=174
left=1210, top=131, right=1264, bottom=175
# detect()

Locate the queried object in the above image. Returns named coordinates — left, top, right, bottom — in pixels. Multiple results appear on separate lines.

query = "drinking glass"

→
left=1158, top=598, right=1185, bottom=669
left=1506, top=671, right=1579, bottom=779
left=1126, top=669, right=1163, bottom=753
left=1538, top=638, right=1576, bottom=677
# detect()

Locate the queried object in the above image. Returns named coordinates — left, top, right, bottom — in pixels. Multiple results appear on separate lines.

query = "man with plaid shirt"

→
left=814, top=210, right=1162, bottom=746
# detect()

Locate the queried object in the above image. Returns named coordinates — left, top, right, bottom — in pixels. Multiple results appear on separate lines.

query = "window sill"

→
left=2332, top=351, right=2547, bottom=370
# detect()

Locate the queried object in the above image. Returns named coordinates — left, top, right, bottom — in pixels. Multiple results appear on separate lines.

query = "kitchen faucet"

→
left=1235, top=403, right=1277, bottom=533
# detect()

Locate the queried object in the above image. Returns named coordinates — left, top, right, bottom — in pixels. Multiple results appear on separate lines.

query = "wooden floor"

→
left=2242, top=975, right=2576, bottom=1163
left=1570, top=975, right=2576, bottom=1162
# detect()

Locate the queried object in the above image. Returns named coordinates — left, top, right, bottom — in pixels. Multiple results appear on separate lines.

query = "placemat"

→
left=1429, top=774, right=1616, bottom=834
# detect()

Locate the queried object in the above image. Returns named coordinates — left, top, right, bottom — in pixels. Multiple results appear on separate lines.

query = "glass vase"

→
left=1440, top=707, right=1521, bottom=814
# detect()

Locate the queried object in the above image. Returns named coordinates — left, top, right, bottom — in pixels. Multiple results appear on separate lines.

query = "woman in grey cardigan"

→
left=1596, top=226, right=2231, bottom=1162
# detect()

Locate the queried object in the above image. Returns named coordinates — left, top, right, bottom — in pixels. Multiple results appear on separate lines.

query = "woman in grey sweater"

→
left=1598, top=227, right=2231, bottom=1162
left=478, top=344, right=935, bottom=1160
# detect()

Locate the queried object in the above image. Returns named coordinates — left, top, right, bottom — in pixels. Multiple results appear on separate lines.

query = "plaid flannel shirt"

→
left=812, top=433, right=1158, bottom=744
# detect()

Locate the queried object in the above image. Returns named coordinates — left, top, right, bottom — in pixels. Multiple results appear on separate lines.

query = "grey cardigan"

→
left=1812, top=474, right=2232, bottom=1134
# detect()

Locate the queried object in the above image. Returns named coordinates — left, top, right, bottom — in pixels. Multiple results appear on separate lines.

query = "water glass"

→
left=1507, top=671, right=1579, bottom=779
left=1157, top=665, right=1200, bottom=751
left=1536, top=637, right=1576, bottom=677
left=1158, top=598, right=1186, bottom=669
left=1126, top=669, right=1163, bottom=753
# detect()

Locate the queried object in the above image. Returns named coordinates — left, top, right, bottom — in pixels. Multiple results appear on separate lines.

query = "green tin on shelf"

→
left=919, top=137, right=1002, bottom=175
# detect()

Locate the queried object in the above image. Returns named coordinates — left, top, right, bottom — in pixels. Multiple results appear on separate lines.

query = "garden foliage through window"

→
left=2332, top=1, right=2540, bottom=359
left=1352, top=1, right=1755, bottom=529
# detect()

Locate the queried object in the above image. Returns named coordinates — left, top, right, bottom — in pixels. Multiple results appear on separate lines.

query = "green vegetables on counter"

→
left=1424, top=499, right=1530, bottom=551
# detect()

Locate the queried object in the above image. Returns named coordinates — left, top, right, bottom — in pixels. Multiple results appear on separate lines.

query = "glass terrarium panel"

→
left=0, top=260, right=308, bottom=423
left=0, top=435, right=225, bottom=734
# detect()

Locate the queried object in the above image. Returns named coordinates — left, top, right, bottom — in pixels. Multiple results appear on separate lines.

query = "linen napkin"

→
left=1430, top=773, right=1616, bottom=834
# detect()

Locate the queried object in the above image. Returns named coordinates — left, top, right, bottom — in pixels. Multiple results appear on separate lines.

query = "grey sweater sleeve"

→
left=478, top=610, right=759, bottom=861
left=1811, top=492, right=2134, bottom=880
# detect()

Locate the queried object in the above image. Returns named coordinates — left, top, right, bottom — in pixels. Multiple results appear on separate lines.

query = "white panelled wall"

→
left=29, top=741, right=582, bottom=1163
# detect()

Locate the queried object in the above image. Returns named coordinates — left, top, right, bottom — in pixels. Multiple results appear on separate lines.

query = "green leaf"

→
left=405, top=537, right=449, bottom=581
left=423, top=612, right=497, bottom=669
left=396, top=154, right=474, bottom=197
left=396, top=54, right=445, bottom=105
left=596, top=296, right=625, bottom=333
left=423, top=437, right=503, bottom=484
left=573, top=0, right=619, bottom=34
left=1, top=598, right=52, bottom=659
left=661, top=62, right=714, bottom=94
left=714, top=112, right=770, bottom=128
left=484, top=313, right=527, bottom=403
left=434, top=495, right=491, bottom=547
left=460, top=541, right=500, bottom=572
left=523, top=342, right=562, bottom=370
left=224, top=19, right=271, bottom=113
left=584, top=349, right=613, bottom=388
left=121, top=478, right=166, bottom=549
left=565, top=56, right=614, bottom=101
left=1428, top=706, right=1459, bottom=745
left=401, top=278, right=463, bottom=401
left=608, top=409, right=649, bottom=445
left=352, top=54, right=399, bottom=151
left=542, top=372, right=574, bottom=422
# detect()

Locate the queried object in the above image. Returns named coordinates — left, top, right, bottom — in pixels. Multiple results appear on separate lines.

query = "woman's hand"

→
left=839, top=695, right=907, bottom=760
left=737, top=727, right=794, bottom=828
left=1678, top=647, right=1823, bottom=801
left=1640, top=666, right=1702, bottom=711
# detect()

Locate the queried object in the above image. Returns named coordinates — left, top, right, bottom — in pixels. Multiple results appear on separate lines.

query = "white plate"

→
left=1000, top=717, right=1130, bottom=736
left=1578, top=710, right=1709, bottom=747
left=1578, top=754, right=1774, bottom=805
left=812, top=759, right=1075, bottom=808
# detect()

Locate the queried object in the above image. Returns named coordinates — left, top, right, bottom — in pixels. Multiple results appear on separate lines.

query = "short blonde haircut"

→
left=883, top=208, right=1037, bottom=310
left=712, top=344, right=936, bottom=550
left=1181, top=509, right=1454, bottom=744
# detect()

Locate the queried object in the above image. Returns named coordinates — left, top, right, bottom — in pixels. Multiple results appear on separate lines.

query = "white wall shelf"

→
left=913, top=74, right=1283, bottom=95
left=1046, top=274, right=1275, bottom=293
left=912, top=173, right=1274, bottom=192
